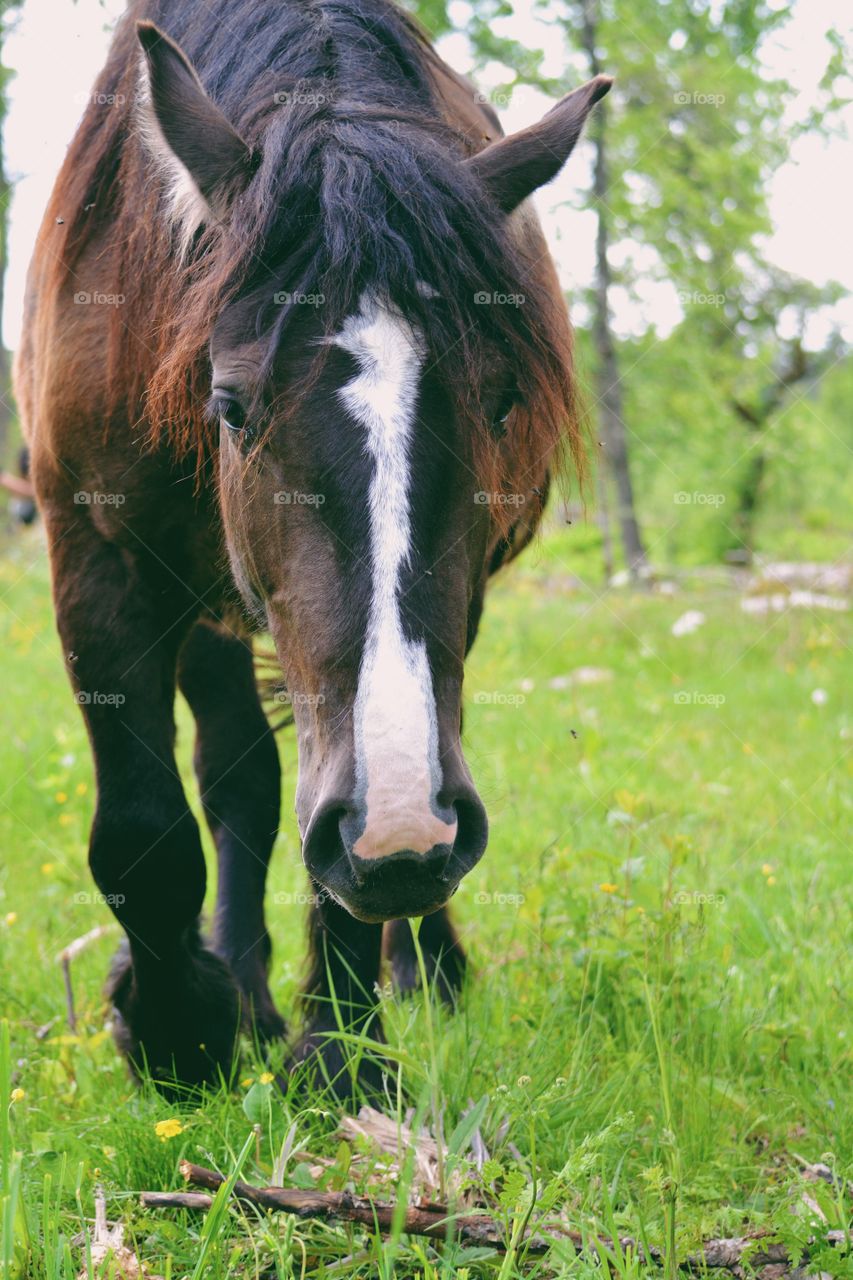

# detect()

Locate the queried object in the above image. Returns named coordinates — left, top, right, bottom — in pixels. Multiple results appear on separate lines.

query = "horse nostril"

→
left=302, top=801, right=348, bottom=881
left=446, top=790, right=489, bottom=877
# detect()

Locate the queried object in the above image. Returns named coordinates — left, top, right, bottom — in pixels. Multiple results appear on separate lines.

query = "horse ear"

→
left=136, top=21, right=255, bottom=230
left=467, top=75, right=613, bottom=214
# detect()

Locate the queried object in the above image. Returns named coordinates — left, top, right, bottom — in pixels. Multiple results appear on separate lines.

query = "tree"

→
left=558, top=0, right=798, bottom=577
left=580, top=0, right=647, bottom=577
left=407, top=0, right=851, bottom=574
left=714, top=272, right=844, bottom=562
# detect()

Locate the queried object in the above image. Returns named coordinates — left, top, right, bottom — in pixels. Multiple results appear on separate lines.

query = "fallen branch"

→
left=137, top=1162, right=848, bottom=1272
left=179, top=1161, right=516, bottom=1248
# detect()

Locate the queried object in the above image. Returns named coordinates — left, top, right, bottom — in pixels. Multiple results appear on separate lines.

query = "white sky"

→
left=3, top=0, right=852, bottom=349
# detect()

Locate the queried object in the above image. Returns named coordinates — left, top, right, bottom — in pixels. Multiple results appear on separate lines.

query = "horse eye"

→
left=220, top=399, right=247, bottom=433
left=492, top=388, right=517, bottom=437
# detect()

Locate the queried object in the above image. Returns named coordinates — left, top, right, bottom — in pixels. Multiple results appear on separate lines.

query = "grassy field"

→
left=1, top=523, right=851, bottom=1278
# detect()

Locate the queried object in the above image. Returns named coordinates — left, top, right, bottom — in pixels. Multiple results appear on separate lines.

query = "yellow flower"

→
left=761, top=863, right=774, bottom=876
left=240, top=1077, right=254, bottom=1088
left=4, top=912, right=17, bottom=926
left=259, top=1072, right=274, bottom=1086
left=599, top=882, right=619, bottom=894
left=41, top=863, right=55, bottom=876
left=58, top=814, right=73, bottom=827
left=55, top=792, right=68, bottom=804
left=154, top=1118, right=184, bottom=1142
left=10, top=1088, right=25, bottom=1103
left=75, top=783, right=88, bottom=797
left=766, top=875, right=776, bottom=886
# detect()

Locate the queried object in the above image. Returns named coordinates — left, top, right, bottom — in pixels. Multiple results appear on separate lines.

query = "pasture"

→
left=1, top=523, right=850, bottom=1277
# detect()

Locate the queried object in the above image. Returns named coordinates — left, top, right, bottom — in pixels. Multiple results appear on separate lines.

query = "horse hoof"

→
left=107, top=942, right=242, bottom=1095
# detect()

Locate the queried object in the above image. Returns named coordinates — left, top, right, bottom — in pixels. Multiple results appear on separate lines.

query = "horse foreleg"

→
left=293, top=891, right=385, bottom=1100
left=178, top=619, right=285, bottom=1042
left=50, top=522, right=241, bottom=1092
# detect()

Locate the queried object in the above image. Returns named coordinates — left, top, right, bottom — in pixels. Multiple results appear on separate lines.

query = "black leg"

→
left=292, top=889, right=385, bottom=1099
left=50, top=525, right=241, bottom=1093
left=385, top=907, right=467, bottom=1004
left=178, top=620, right=285, bottom=1041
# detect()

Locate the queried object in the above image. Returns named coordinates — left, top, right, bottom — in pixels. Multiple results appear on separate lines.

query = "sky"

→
left=3, top=0, right=852, bottom=349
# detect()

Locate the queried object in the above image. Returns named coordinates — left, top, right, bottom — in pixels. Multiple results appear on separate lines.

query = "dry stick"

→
left=181, top=1161, right=520, bottom=1249
left=142, top=1192, right=218, bottom=1212
left=56, top=924, right=117, bottom=1031
left=137, top=1163, right=848, bottom=1270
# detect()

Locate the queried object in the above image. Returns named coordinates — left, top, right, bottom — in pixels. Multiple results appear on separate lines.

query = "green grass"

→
left=1, top=525, right=851, bottom=1278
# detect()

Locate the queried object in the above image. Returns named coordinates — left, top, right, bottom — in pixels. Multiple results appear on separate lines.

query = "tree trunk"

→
left=726, top=339, right=809, bottom=565
left=581, top=0, right=648, bottom=580
left=595, top=446, right=614, bottom=581
left=728, top=435, right=766, bottom=566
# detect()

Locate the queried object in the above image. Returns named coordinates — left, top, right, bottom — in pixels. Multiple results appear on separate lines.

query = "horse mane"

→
left=44, top=0, right=583, bottom=514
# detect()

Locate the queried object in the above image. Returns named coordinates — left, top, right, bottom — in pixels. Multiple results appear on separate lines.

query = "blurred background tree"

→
left=407, top=0, right=852, bottom=577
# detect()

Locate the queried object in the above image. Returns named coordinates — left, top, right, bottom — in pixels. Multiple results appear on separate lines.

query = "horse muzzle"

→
left=302, top=786, right=488, bottom=922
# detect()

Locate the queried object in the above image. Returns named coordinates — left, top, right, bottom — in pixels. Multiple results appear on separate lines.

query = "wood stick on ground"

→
left=137, top=1162, right=848, bottom=1271
left=57, top=924, right=118, bottom=1031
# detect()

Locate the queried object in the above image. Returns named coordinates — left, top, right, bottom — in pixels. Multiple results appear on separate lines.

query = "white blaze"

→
left=333, top=294, right=457, bottom=860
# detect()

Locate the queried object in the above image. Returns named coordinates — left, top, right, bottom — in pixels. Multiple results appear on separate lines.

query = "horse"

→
left=15, top=0, right=609, bottom=1096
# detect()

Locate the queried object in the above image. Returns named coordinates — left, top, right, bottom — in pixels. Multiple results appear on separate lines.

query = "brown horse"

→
left=16, top=0, right=609, bottom=1096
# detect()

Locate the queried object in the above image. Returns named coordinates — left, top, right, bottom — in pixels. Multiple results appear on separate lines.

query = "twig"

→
left=57, top=924, right=118, bottom=1031
left=137, top=1162, right=849, bottom=1271
left=179, top=1160, right=513, bottom=1247
left=141, top=1192, right=216, bottom=1211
